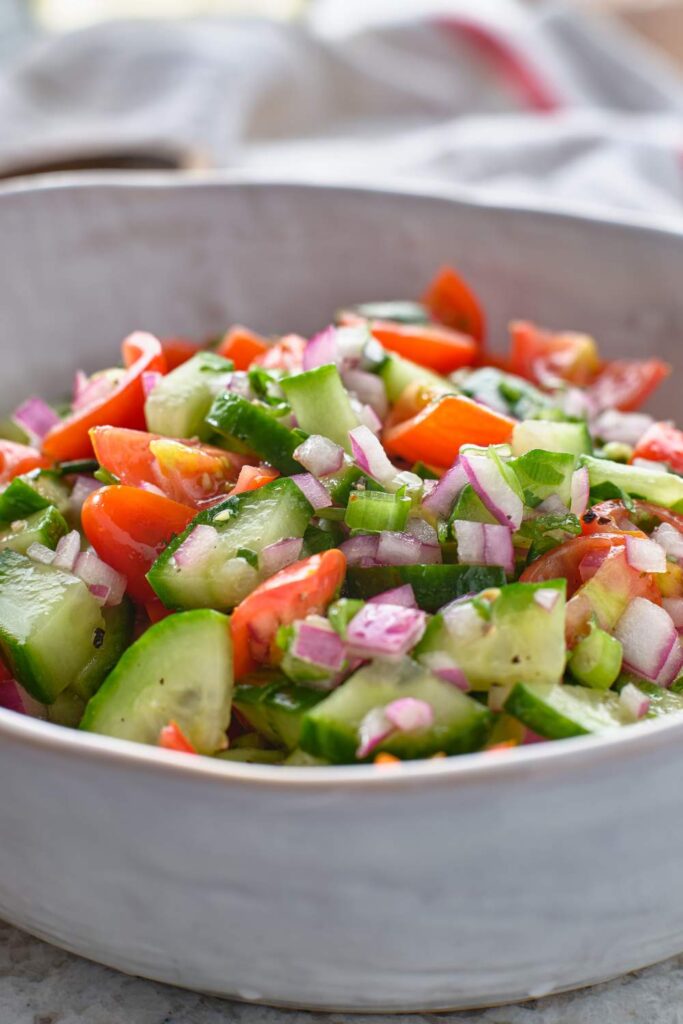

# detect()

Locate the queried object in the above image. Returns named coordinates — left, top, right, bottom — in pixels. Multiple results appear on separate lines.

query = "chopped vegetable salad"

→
left=0, top=265, right=681, bottom=766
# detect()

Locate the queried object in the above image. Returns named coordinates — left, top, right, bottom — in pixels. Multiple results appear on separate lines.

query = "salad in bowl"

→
left=0, top=265, right=680, bottom=767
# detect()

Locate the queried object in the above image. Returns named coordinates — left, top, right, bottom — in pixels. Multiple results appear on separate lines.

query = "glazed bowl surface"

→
left=1, top=175, right=682, bottom=1012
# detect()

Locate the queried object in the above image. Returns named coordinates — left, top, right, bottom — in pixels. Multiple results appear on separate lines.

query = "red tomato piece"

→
left=230, top=549, right=346, bottom=679
left=588, top=359, right=670, bottom=412
left=632, top=422, right=683, bottom=473
left=159, top=721, right=197, bottom=754
left=42, top=332, right=167, bottom=461
left=216, top=325, right=269, bottom=370
left=81, top=486, right=195, bottom=604
left=0, top=440, right=51, bottom=484
left=422, top=265, right=485, bottom=343
left=160, top=337, right=201, bottom=370
left=509, top=321, right=600, bottom=387
left=253, top=334, right=306, bottom=374
left=227, top=464, right=280, bottom=498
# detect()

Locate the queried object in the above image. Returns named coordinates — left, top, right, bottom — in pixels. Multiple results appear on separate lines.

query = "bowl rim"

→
left=2, top=169, right=683, bottom=790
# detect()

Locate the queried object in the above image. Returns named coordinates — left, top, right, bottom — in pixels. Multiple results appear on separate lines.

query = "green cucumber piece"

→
left=344, top=564, right=506, bottom=613
left=217, top=748, right=285, bottom=764
left=147, top=477, right=313, bottom=611
left=449, top=483, right=498, bottom=525
left=504, top=682, right=624, bottom=738
left=70, top=599, right=135, bottom=701
left=344, top=490, right=410, bottom=533
left=323, top=460, right=363, bottom=504
left=0, top=417, right=31, bottom=444
left=46, top=689, right=86, bottom=728
left=280, top=365, right=359, bottom=452
left=0, top=550, right=106, bottom=703
left=328, top=598, right=365, bottom=637
left=415, top=580, right=566, bottom=689
left=579, top=455, right=683, bottom=510
left=300, top=659, right=492, bottom=763
left=345, top=301, right=430, bottom=325
left=81, top=609, right=233, bottom=753
left=206, top=391, right=302, bottom=473
left=234, top=675, right=326, bottom=751
left=459, top=367, right=549, bottom=420
left=0, top=506, right=68, bottom=555
left=568, top=626, right=622, bottom=690
left=379, top=353, right=451, bottom=403
left=512, top=420, right=592, bottom=457
left=144, top=351, right=233, bottom=439
left=57, top=459, right=100, bottom=476
left=0, top=470, right=70, bottom=521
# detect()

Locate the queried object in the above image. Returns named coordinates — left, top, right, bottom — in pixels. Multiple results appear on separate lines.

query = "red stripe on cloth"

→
left=437, top=16, right=562, bottom=113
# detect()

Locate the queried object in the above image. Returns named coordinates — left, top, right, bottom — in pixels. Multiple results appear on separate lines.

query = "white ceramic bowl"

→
left=1, top=176, right=683, bottom=1012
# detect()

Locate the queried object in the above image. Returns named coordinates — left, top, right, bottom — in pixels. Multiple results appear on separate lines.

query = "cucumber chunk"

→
left=144, top=351, right=233, bottom=439
left=346, top=301, right=430, bottom=325
left=147, top=477, right=313, bottom=611
left=344, top=564, right=506, bottom=613
left=0, top=470, right=70, bottom=521
left=300, top=659, right=491, bottom=763
left=580, top=455, right=683, bottom=510
left=81, top=609, right=233, bottom=753
left=512, top=420, right=592, bottom=457
left=0, top=550, right=106, bottom=703
left=70, top=599, right=135, bottom=701
left=0, top=506, right=68, bottom=555
left=415, top=580, right=566, bottom=689
left=379, top=354, right=451, bottom=403
left=281, top=365, right=359, bottom=452
left=504, top=682, right=624, bottom=739
left=206, top=391, right=303, bottom=474
left=568, top=626, right=622, bottom=690
left=234, top=674, right=326, bottom=751
left=449, top=484, right=498, bottom=525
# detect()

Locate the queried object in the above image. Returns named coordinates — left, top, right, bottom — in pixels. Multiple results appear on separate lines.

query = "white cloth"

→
left=1, top=0, right=683, bottom=221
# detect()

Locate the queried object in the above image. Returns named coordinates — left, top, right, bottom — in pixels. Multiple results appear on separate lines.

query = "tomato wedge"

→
left=81, top=486, right=195, bottom=604
left=227, top=464, right=280, bottom=497
left=367, top=321, right=477, bottom=374
left=231, top=549, right=346, bottom=679
left=159, top=721, right=197, bottom=754
left=383, top=394, right=514, bottom=467
left=509, top=321, right=600, bottom=387
left=42, top=332, right=167, bottom=461
left=217, top=325, right=269, bottom=370
left=253, top=334, right=306, bottom=373
left=521, top=533, right=629, bottom=595
left=582, top=499, right=683, bottom=537
left=632, top=422, right=683, bottom=473
left=588, top=359, right=670, bottom=412
left=91, top=426, right=246, bottom=509
left=160, top=337, right=201, bottom=370
left=0, top=440, right=51, bottom=484
left=422, top=265, right=485, bottom=343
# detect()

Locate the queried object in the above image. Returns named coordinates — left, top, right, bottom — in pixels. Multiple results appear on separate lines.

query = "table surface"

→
left=2, top=920, right=683, bottom=1024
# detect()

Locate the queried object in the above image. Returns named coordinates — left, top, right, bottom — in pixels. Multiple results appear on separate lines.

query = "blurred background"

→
left=2, top=0, right=683, bottom=217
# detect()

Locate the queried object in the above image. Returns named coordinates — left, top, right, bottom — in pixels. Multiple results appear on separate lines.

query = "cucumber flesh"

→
left=345, top=564, right=506, bottom=613
left=346, top=301, right=430, bottom=325
left=512, top=420, right=592, bottom=457
left=234, top=675, right=326, bottom=752
left=0, top=506, right=68, bottom=555
left=415, top=580, right=566, bottom=689
left=281, top=365, right=359, bottom=452
left=80, top=609, right=233, bottom=753
left=144, top=351, right=233, bottom=439
left=70, top=599, right=135, bottom=701
left=0, top=550, right=105, bottom=703
left=206, top=391, right=303, bottom=474
left=449, top=483, right=498, bottom=525
left=379, top=353, right=451, bottom=404
left=580, top=454, right=683, bottom=510
left=300, top=659, right=491, bottom=763
left=147, top=477, right=313, bottom=611
left=504, top=682, right=624, bottom=739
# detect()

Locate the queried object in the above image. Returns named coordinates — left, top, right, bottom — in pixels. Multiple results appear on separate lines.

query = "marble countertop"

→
left=2, top=921, right=683, bottom=1024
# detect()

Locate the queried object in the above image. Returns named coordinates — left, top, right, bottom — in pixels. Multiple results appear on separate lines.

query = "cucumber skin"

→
left=380, top=354, right=450, bottom=403
left=206, top=391, right=303, bottom=475
left=144, top=351, right=233, bottom=439
left=70, top=598, right=135, bottom=701
left=234, top=677, right=326, bottom=751
left=504, top=682, right=624, bottom=739
left=147, top=477, right=313, bottom=610
left=80, top=609, right=233, bottom=753
left=344, top=564, right=506, bottom=613
left=0, top=506, right=68, bottom=555
left=580, top=454, right=683, bottom=510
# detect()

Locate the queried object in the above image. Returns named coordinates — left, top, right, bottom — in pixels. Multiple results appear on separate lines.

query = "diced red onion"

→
left=533, top=588, right=560, bottom=612
left=342, top=369, right=389, bottom=421
left=89, top=583, right=111, bottom=606
left=453, top=520, right=514, bottom=574
left=632, top=458, right=668, bottom=473
left=11, top=396, right=60, bottom=441
left=421, top=459, right=467, bottom=518
left=140, top=481, right=167, bottom=497
left=72, top=370, right=90, bottom=405
left=336, top=325, right=369, bottom=366
left=384, top=697, right=434, bottom=733
left=74, top=550, right=127, bottom=607
left=522, top=729, right=548, bottom=745
left=615, top=597, right=678, bottom=683
left=340, top=533, right=379, bottom=566
left=594, top=410, right=653, bottom=447
left=418, top=542, right=443, bottom=564
left=578, top=549, right=608, bottom=583
left=259, top=537, right=303, bottom=576
left=488, top=684, right=512, bottom=713
left=225, top=371, right=253, bottom=398
left=461, top=453, right=523, bottom=530
left=26, top=542, right=56, bottom=565
left=358, top=403, right=382, bottom=434
left=663, top=597, right=683, bottom=628
left=442, top=600, right=489, bottom=644
left=174, top=524, right=219, bottom=568
left=376, top=531, right=423, bottom=566
left=656, top=639, right=683, bottom=688
left=293, top=435, right=344, bottom=477
left=290, top=473, right=333, bottom=510
left=405, top=518, right=439, bottom=545
left=619, top=682, right=651, bottom=722
left=142, top=371, right=162, bottom=398
left=652, top=522, right=683, bottom=561
left=625, top=535, right=667, bottom=574
left=70, top=475, right=102, bottom=511
left=534, top=494, right=569, bottom=516
left=71, top=372, right=116, bottom=411
left=570, top=467, right=590, bottom=518
left=356, top=707, right=393, bottom=759
left=291, top=621, right=346, bottom=672
left=368, top=584, right=417, bottom=608
left=349, top=425, right=397, bottom=487
left=346, top=603, right=427, bottom=661
left=560, top=387, right=595, bottom=420
left=303, top=326, right=338, bottom=371
left=419, top=650, right=470, bottom=691
left=52, top=530, right=81, bottom=572
left=0, top=677, right=46, bottom=717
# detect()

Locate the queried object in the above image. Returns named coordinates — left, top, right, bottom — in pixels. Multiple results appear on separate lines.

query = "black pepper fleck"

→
left=597, top=516, right=611, bottom=525
left=582, top=510, right=597, bottom=523
left=93, top=627, right=105, bottom=649
left=511, top=655, right=521, bottom=664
